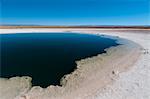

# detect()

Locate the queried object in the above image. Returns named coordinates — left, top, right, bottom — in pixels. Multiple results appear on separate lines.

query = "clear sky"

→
left=1, top=0, right=150, bottom=26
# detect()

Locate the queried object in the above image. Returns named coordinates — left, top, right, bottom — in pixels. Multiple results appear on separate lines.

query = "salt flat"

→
left=0, top=28, right=149, bottom=99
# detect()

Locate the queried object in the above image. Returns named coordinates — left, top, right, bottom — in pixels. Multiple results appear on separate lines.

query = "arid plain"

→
left=0, top=27, right=150, bottom=99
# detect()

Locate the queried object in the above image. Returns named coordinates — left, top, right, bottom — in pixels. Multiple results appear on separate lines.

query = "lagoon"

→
left=0, top=33, right=118, bottom=87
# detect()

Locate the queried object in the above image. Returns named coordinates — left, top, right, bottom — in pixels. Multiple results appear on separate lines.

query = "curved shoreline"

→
left=0, top=30, right=142, bottom=99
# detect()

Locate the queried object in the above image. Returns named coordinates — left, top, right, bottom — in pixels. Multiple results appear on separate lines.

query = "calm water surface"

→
left=0, top=33, right=118, bottom=87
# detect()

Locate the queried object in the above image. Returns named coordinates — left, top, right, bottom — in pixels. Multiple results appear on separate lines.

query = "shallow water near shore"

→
left=0, top=33, right=119, bottom=87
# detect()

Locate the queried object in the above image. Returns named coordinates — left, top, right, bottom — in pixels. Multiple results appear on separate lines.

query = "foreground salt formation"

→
left=0, top=29, right=148, bottom=99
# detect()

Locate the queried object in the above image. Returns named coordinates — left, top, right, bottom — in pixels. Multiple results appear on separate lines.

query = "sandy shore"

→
left=0, top=28, right=149, bottom=99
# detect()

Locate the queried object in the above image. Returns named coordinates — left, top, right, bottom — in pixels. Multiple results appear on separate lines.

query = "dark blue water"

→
left=0, top=33, right=118, bottom=87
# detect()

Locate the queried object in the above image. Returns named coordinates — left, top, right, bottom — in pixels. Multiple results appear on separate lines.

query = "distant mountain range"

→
left=0, top=25, right=150, bottom=29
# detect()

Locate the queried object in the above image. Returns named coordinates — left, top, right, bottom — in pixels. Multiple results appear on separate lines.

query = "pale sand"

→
left=0, top=28, right=149, bottom=99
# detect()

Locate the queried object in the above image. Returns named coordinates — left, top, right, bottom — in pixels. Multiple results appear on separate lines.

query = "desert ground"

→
left=0, top=28, right=150, bottom=99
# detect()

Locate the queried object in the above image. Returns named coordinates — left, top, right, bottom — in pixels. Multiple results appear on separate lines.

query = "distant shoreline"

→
left=0, top=26, right=150, bottom=29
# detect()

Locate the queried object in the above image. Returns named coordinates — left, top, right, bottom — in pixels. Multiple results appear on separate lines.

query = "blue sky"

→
left=1, top=0, right=150, bottom=26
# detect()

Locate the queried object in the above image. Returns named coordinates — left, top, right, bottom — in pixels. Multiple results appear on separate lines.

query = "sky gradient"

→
left=1, top=0, right=150, bottom=26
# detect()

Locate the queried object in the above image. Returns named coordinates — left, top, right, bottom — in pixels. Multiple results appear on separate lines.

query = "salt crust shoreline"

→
left=0, top=29, right=148, bottom=99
